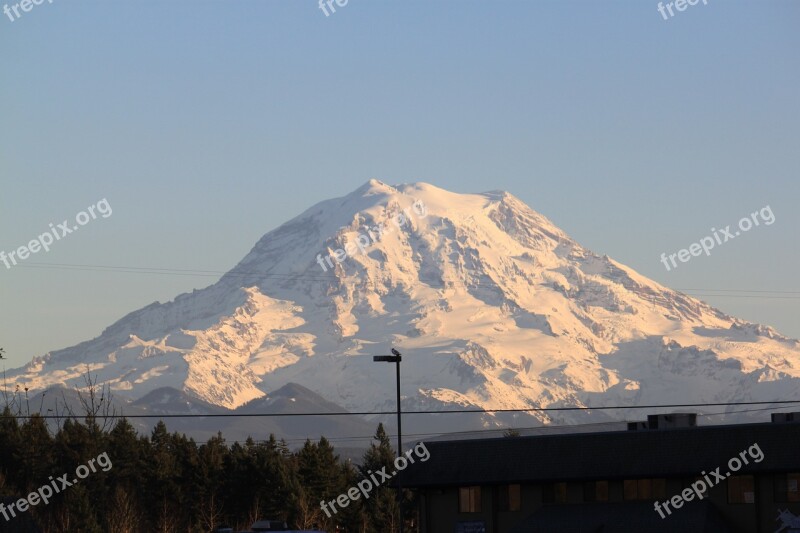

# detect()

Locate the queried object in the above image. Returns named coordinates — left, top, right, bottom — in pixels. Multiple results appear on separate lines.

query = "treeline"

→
left=0, top=408, right=412, bottom=532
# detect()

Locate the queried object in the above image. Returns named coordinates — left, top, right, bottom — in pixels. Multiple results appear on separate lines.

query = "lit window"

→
left=652, top=478, right=666, bottom=499
left=499, top=484, right=521, bottom=511
left=555, top=482, right=567, bottom=503
left=624, top=479, right=637, bottom=500
left=624, top=479, right=665, bottom=500
left=638, top=479, right=652, bottom=499
left=543, top=482, right=567, bottom=504
left=597, top=481, right=609, bottom=501
left=728, top=475, right=755, bottom=504
left=584, top=481, right=609, bottom=502
left=459, top=486, right=481, bottom=513
left=775, top=473, right=800, bottom=503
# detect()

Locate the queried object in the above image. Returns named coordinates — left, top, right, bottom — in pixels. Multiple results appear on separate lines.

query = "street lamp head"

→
left=373, top=355, right=400, bottom=363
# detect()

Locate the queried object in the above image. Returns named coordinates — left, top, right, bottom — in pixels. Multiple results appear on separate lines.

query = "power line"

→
left=15, top=262, right=800, bottom=300
left=161, top=404, right=800, bottom=446
left=282, top=406, right=800, bottom=446
left=678, top=288, right=800, bottom=294
left=675, top=294, right=800, bottom=300
left=9, top=400, right=795, bottom=446
left=16, top=262, right=333, bottom=281
left=10, top=398, right=800, bottom=420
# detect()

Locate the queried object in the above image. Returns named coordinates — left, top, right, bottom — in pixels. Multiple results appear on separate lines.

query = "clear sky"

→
left=1, top=0, right=798, bottom=369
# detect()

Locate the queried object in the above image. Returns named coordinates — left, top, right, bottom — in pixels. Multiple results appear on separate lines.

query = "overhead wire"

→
left=11, top=398, right=800, bottom=420
left=14, top=262, right=800, bottom=300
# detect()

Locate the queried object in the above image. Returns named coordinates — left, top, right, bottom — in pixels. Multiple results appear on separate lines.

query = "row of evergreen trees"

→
left=0, top=407, right=413, bottom=532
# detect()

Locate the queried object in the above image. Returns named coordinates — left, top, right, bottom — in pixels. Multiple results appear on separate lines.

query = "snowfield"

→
left=9, top=180, right=800, bottom=432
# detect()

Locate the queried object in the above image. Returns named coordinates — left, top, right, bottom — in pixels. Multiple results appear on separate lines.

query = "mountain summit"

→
left=10, top=181, right=800, bottom=430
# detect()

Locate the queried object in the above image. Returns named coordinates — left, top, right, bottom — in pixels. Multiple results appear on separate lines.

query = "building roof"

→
left=399, top=419, right=800, bottom=487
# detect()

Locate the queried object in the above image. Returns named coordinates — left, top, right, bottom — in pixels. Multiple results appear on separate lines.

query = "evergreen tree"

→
left=0, top=404, right=428, bottom=531
left=360, top=423, right=401, bottom=532
left=146, top=421, right=182, bottom=531
left=198, top=432, right=229, bottom=531
left=295, top=437, right=347, bottom=530
left=0, top=407, right=21, bottom=496
left=257, top=434, right=295, bottom=522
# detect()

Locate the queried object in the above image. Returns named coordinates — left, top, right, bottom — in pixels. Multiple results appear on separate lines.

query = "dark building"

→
left=400, top=413, right=800, bottom=532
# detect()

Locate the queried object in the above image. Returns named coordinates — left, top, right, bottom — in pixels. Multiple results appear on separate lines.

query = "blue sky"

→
left=1, top=0, right=798, bottom=368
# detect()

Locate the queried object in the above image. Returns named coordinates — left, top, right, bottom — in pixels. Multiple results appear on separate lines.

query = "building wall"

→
left=418, top=473, right=800, bottom=533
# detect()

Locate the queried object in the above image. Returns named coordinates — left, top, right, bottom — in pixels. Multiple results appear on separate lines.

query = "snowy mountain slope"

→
left=8, top=180, right=800, bottom=433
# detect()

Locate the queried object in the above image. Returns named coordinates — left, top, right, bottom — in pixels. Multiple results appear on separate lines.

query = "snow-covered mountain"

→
left=8, top=181, right=800, bottom=434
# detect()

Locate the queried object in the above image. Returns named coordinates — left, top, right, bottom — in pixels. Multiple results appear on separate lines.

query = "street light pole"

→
left=374, top=350, right=403, bottom=533
left=393, top=352, right=402, bottom=458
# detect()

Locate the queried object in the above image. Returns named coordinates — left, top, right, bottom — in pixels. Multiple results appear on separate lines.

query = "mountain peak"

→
left=353, top=178, right=397, bottom=196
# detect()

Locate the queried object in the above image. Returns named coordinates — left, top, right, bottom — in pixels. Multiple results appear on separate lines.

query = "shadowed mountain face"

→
left=7, top=181, right=800, bottom=435
left=131, top=386, right=225, bottom=415
left=23, top=383, right=374, bottom=445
